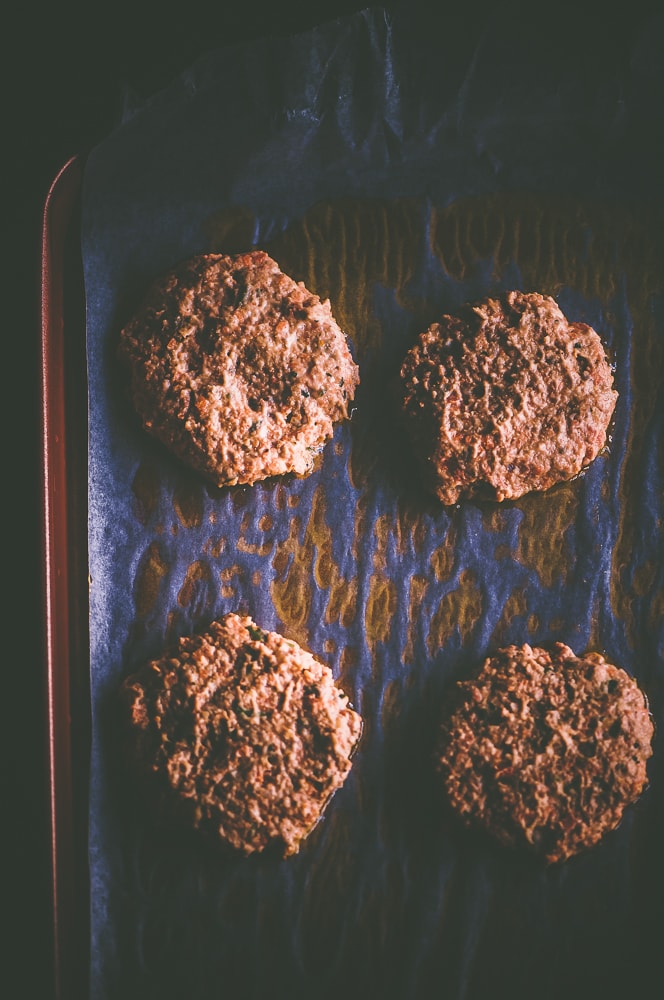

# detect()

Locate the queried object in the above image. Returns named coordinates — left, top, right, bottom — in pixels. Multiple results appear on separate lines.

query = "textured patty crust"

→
left=399, top=291, right=617, bottom=504
left=121, top=613, right=362, bottom=856
left=118, top=251, right=359, bottom=487
left=436, top=644, right=653, bottom=863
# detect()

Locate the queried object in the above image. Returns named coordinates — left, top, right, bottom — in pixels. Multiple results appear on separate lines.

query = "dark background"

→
left=6, top=2, right=663, bottom=997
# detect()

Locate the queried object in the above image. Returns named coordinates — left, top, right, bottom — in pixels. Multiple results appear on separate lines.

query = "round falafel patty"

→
left=436, top=643, right=652, bottom=863
left=399, top=291, right=617, bottom=504
left=121, top=613, right=362, bottom=856
left=118, top=251, right=359, bottom=487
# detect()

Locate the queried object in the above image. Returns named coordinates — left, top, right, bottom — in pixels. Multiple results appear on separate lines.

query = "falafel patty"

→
left=398, top=291, right=617, bottom=504
left=436, top=643, right=652, bottom=863
left=121, top=613, right=362, bottom=856
left=118, top=251, right=359, bottom=487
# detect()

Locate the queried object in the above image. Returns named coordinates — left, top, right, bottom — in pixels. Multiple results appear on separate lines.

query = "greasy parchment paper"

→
left=82, top=8, right=664, bottom=999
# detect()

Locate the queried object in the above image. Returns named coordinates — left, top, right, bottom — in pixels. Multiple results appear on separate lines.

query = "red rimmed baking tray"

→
left=41, top=154, right=91, bottom=1000
left=40, top=38, right=664, bottom=989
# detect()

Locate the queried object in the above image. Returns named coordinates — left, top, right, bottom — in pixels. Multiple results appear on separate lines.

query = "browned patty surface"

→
left=436, top=643, right=652, bottom=863
left=118, top=251, right=359, bottom=487
left=399, top=291, right=618, bottom=504
left=121, top=613, right=362, bottom=856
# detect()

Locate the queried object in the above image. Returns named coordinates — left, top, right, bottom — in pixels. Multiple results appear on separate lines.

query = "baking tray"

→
left=42, top=11, right=664, bottom=998
left=45, top=170, right=664, bottom=1000
left=41, top=154, right=91, bottom=1000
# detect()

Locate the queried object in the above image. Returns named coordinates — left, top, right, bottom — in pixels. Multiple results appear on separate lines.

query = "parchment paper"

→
left=82, top=8, right=664, bottom=998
